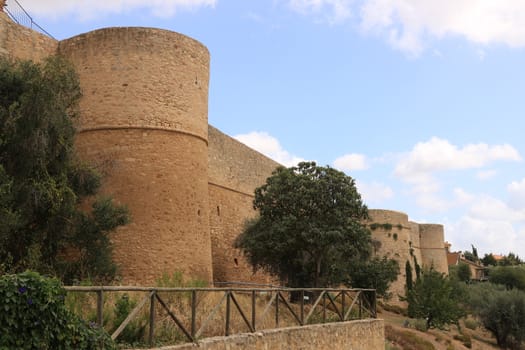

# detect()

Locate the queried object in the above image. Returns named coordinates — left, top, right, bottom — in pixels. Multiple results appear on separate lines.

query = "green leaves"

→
left=405, top=268, right=465, bottom=330
left=0, top=57, right=129, bottom=282
left=0, top=271, right=116, bottom=349
left=236, top=161, right=371, bottom=288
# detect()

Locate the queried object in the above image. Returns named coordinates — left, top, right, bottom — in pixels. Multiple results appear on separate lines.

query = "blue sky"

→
left=12, top=0, right=525, bottom=258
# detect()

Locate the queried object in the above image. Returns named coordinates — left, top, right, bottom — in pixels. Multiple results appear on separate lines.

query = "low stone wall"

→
left=146, top=319, right=384, bottom=350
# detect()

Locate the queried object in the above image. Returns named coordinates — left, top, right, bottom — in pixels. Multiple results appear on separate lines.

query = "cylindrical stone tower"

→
left=58, top=27, right=213, bottom=284
left=419, top=224, right=448, bottom=275
left=367, top=209, right=413, bottom=304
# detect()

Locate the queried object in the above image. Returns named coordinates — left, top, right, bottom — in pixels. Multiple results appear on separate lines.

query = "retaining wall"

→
left=148, top=319, right=384, bottom=350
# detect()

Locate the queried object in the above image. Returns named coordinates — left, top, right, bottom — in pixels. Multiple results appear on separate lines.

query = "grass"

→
left=385, top=325, right=436, bottom=350
left=65, top=274, right=360, bottom=348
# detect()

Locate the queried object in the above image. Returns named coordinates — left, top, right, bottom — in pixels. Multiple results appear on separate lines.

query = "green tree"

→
left=346, top=256, right=399, bottom=298
left=235, top=162, right=372, bottom=288
left=489, top=266, right=525, bottom=291
left=405, top=268, right=465, bottom=330
left=405, top=260, right=413, bottom=291
left=0, top=57, right=129, bottom=282
left=456, top=262, right=472, bottom=283
left=468, top=283, right=525, bottom=349
left=499, top=252, right=523, bottom=266
left=481, top=253, right=497, bottom=267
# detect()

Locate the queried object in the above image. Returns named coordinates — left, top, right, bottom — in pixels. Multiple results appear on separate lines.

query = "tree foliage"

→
left=0, top=57, right=128, bottom=282
left=498, top=252, right=523, bottom=266
left=405, top=260, right=413, bottom=291
left=481, top=253, right=497, bottom=267
left=345, top=256, right=399, bottom=298
left=235, top=162, right=373, bottom=288
left=456, top=262, right=472, bottom=283
left=0, top=271, right=116, bottom=349
left=489, top=266, right=525, bottom=291
left=468, top=283, right=525, bottom=349
left=405, top=268, right=465, bottom=330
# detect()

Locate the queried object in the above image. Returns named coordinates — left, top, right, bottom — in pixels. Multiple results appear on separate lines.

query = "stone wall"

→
left=368, top=210, right=415, bottom=304
left=208, top=126, right=280, bottom=284
left=419, top=224, right=448, bottom=274
left=0, top=12, right=57, bottom=61
left=0, top=15, right=449, bottom=293
left=58, top=27, right=214, bottom=284
left=367, top=210, right=448, bottom=304
left=147, top=319, right=384, bottom=350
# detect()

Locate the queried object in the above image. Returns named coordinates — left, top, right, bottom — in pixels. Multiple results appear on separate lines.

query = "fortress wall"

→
left=407, top=221, right=423, bottom=280
left=208, top=126, right=280, bottom=284
left=208, top=126, right=280, bottom=195
left=58, top=28, right=213, bottom=284
left=419, top=224, right=448, bottom=275
left=367, top=210, right=412, bottom=304
left=0, top=12, right=57, bottom=61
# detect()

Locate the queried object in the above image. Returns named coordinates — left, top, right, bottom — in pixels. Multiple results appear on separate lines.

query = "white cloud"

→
left=10, top=0, right=216, bottom=20
left=356, top=180, right=394, bottom=205
left=395, top=137, right=521, bottom=183
left=287, top=0, right=353, bottom=24
left=333, top=153, right=368, bottom=171
left=476, top=169, right=497, bottom=180
left=444, top=191, right=525, bottom=257
left=288, top=1, right=525, bottom=56
left=393, top=138, right=520, bottom=213
left=446, top=215, right=522, bottom=257
left=359, top=0, right=525, bottom=56
left=508, top=178, right=525, bottom=209
left=234, top=131, right=305, bottom=167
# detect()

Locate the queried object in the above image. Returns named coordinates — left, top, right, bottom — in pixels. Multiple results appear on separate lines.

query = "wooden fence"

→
left=64, top=286, right=376, bottom=346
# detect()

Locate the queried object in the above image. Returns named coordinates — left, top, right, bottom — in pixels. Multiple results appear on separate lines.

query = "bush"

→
left=453, top=334, right=472, bottom=348
left=0, top=271, right=115, bottom=349
left=413, top=318, right=428, bottom=332
left=468, top=283, right=525, bottom=349
left=463, top=318, right=478, bottom=330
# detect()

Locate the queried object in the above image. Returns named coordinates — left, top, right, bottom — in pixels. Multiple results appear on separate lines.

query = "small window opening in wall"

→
left=217, top=206, right=220, bottom=216
left=197, top=209, right=201, bottom=216
left=234, top=258, right=239, bottom=267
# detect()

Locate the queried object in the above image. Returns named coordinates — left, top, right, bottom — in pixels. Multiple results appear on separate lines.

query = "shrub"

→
left=0, top=271, right=115, bottom=349
left=111, top=294, right=146, bottom=345
left=453, top=334, right=472, bottom=348
left=464, top=318, right=478, bottom=330
left=468, top=283, right=525, bottom=349
left=413, top=318, right=428, bottom=332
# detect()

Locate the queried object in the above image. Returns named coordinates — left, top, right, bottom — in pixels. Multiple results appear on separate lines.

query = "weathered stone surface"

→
left=146, top=319, right=385, bottom=350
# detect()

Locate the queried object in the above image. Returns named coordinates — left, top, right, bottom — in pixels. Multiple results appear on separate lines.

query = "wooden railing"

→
left=64, top=286, right=376, bottom=346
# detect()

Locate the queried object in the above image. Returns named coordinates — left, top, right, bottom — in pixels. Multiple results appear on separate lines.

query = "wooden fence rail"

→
left=64, top=286, right=376, bottom=346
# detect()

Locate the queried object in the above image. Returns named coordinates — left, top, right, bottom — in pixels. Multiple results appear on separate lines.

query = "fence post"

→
left=251, top=290, right=256, bottom=331
left=191, top=290, right=197, bottom=338
left=300, top=290, right=304, bottom=325
left=225, top=291, right=231, bottom=336
left=97, top=290, right=103, bottom=327
left=341, top=291, right=345, bottom=321
left=149, top=291, right=155, bottom=346
left=358, top=293, right=362, bottom=319
left=275, top=291, right=279, bottom=328
left=322, top=292, right=326, bottom=323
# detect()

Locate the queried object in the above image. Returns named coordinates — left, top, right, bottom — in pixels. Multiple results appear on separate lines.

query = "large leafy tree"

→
left=405, top=268, right=465, bottom=330
left=235, top=161, right=374, bottom=288
left=0, top=57, right=128, bottom=282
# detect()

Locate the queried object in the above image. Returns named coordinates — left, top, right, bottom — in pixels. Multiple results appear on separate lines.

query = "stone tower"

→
left=58, top=27, right=214, bottom=283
